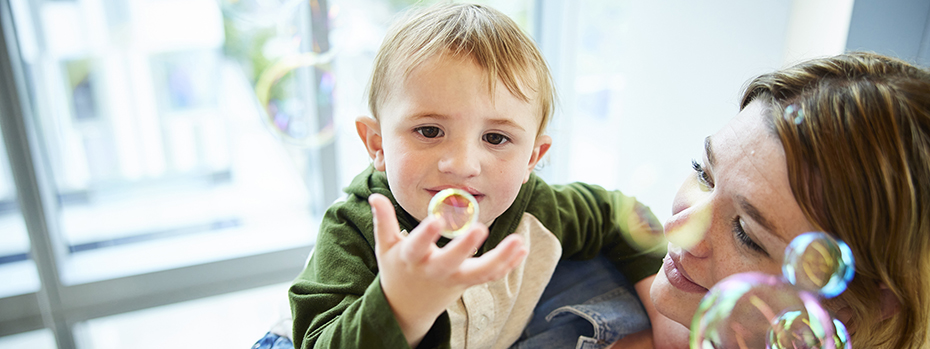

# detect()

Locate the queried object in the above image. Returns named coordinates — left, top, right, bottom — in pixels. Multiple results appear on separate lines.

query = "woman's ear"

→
left=356, top=116, right=385, bottom=171
left=879, top=283, right=901, bottom=321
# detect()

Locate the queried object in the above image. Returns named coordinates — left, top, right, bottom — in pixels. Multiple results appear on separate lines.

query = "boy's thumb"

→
left=369, top=193, right=402, bottom=251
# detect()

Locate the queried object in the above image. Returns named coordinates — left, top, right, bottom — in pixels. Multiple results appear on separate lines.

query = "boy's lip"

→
left=662, top=250, right=708, bottom=293
left=427, top=186, right=484, bottom=202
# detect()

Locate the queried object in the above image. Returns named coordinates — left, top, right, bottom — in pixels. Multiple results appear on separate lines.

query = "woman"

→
left=638, top=52, right=930, bottom=348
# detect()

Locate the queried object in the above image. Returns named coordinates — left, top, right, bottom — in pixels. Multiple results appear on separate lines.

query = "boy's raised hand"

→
left=368, top=193, right=528, bottom=347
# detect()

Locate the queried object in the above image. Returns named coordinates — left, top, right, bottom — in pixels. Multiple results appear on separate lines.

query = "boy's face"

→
left=357, top=54, right=551, bottom=226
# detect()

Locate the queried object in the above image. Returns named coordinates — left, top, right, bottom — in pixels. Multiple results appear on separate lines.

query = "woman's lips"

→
left=663, top=251, right=708, bottom=293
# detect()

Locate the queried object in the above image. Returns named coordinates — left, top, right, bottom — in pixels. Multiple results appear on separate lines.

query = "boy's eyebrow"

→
left=487, top=118, right=526, bottom=132
left=408, top=113, right=527, bottom=132
left=408, top=113, right=449, bottom=121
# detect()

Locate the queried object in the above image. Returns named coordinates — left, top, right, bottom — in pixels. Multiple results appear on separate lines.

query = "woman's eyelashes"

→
left=692, top=159, right=714, bottom=189
left=732, top=217, right=768, bottom=256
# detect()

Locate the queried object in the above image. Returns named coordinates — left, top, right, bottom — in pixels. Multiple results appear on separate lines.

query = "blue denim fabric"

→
left=251, top=332, right=294, bottom=349
left=511, top=254, right=651, bottom=349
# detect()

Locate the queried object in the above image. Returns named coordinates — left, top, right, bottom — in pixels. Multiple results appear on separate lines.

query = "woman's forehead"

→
left=712, top=102, right=816, bottom=245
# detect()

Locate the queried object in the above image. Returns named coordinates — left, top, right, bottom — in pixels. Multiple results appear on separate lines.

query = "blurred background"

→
left=0, top=0, right=926, bottom=347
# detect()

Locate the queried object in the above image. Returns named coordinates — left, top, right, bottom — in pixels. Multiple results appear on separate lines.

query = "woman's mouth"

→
left=663, top=250, right=708, bottom=293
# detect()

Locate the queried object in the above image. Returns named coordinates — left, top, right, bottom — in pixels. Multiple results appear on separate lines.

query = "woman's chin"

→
left=650, top=267, right=703, bottom=327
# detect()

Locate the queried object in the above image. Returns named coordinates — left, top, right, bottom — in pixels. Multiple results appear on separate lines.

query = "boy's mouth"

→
left=427, top=187, right=484, bottom=202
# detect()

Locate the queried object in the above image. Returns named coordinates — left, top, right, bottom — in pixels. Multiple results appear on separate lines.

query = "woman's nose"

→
left=437, top=140, right=480, bottom=178
left=665, top=201, right=713, bottom=258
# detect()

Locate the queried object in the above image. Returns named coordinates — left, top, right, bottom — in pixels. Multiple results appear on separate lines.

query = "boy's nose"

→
left=437, top=141, right=480, bottom=178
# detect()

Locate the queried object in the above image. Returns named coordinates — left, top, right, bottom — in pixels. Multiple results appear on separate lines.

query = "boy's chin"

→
left=650, top=269, right=703, bottom=327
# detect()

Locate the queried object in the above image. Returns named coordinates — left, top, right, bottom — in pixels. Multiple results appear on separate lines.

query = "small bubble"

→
left=785, top=104, right=805, bottom=125
left=782, top=232, right=855, bottom=298
left=428, top=188, right=479, bottom=239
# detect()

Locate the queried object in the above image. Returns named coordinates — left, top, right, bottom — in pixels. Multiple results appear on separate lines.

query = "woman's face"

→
left=650, top=100, right=819, bottom=326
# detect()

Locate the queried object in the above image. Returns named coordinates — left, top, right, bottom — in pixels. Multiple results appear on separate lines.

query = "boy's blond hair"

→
left=368, top=3, right=555, bottom=135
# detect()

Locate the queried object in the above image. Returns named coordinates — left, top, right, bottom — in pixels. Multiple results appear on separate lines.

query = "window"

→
left=0, top=124, right=36, bottom=298
left=0, top=0, right=534, bottom=347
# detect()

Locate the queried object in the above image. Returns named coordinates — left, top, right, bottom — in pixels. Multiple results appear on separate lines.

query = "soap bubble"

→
left=428, top=188, right=478, bottom=239
left=254, top=51, right=337, bottom=147
left=831, top=318, right=852, bottom=349
left=782, top=232, right=855, bottom=298
left=690, top=272, right=839, bottom=349
left=785, top=104, right=805, bottom=125
left=692, top=232, right=855, bottom=348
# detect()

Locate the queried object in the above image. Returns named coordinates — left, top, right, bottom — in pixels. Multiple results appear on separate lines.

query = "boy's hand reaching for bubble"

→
left=368, top=193, right=528, bottom=347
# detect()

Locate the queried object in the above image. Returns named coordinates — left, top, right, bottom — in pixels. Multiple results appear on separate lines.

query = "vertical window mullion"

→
left=0, top=0, right=76, bottom=348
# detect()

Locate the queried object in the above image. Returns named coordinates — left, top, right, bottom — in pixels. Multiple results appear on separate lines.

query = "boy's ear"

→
left=356, top=116, right=386, bottom=171
left=524, top=134, right=552, bottom=183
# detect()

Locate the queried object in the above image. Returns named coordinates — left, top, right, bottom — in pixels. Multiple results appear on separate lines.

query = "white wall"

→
left=542, top=0, right=855, bottom=222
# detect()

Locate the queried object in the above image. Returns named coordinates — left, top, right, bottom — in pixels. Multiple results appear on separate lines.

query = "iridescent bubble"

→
left=428, top=188, right=478, bottom=239
left=831, top=318, right=852, bottom=349
left=617, top=197, right=667, bottom=256
left=784, top=104, right=805, bottom=125
left=254, top=50, right=338, bottom=147
left=691, top=272, right=838, bottom=349
left=664, top=178, right=713, bottom=251
left=782, top=232, right=855, bottom=298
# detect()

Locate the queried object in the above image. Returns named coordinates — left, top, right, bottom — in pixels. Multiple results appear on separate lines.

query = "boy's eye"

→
left=692, top=159, right=714, bottom=189
left=416, top=126, right=443, bottom=138
left=483, top=133, right=509, bottom=145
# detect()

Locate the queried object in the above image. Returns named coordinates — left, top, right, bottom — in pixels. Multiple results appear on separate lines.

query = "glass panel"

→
left=0, top=329, right=57, bottom=349
left=75, top=282, right=290, bottom=349
left=8, top=0, right=319, bottom=284
left=0, top=122, right=38, bottom=298
left=6, top=0, right=535, bottom=284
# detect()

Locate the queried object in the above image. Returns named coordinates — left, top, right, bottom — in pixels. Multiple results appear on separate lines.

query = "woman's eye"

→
left=483, top=133, right=509, bottom=145
left=416, top=126, right=443, bottom=138
left=692, top=159, right=714, bottom=189
left=732, top=217, right=768, bottom=256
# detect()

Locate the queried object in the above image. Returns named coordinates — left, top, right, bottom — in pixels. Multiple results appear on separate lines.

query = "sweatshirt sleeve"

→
left=521, top=177, right=667, bottom=283
left=288, top=197, right=451, bottom=349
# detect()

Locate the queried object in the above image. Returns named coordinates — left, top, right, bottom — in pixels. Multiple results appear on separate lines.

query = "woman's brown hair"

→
left=741, top=52, right=930, bottom=348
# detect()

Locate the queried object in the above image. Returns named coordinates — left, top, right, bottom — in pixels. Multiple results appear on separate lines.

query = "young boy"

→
left=289, top=3, right=666, bottom=348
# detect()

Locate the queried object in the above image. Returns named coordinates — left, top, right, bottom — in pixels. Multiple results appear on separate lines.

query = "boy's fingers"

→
left=400, top=216, right=444, bottom=263
left=459, top=234, right=527, bottom=283
left=369, top=194, right=402, bottom=254
left=436, top=223, right=489, bottom=267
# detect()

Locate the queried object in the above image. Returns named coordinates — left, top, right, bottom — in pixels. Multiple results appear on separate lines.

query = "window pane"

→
left=0, top=329, right=57, bottom=349
left=75, top=283, right=289, bottom=349
left=10, top=0, right=318, bottom=284
left=9, top=0, right=537, bottom=284
left=0, top=122, right=38, bottom=298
